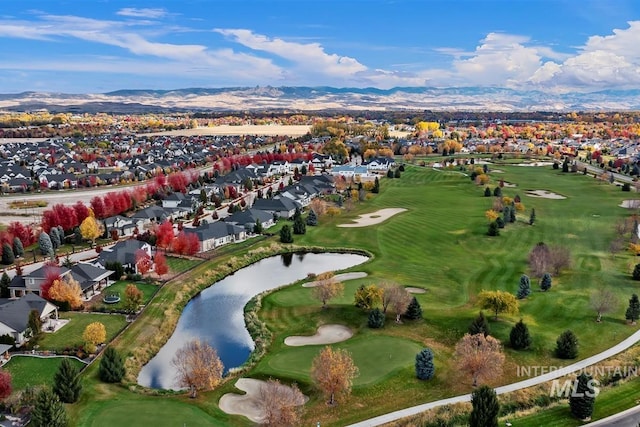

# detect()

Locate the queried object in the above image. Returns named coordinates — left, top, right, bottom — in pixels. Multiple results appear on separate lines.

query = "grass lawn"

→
left=69, top=162, right=640, bottom=426
left=4, top=355, right=85, bottom=391
left=92, top=280, right=158, bottom=311
left=38, top=312, right=128, bottom=351
left=165, top=256, right=202, bottom=274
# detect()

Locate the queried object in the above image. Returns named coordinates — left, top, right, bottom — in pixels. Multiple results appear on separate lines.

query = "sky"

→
left=1, top=0, right=640, bottom=94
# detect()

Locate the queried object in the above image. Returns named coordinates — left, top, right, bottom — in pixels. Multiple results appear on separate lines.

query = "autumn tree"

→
left=528, top=242, right=551, bottom=277
left=53, top=358, right=82, bottom=403
left=454, top=333, right=504, bottom=387
left=590, top=288, right=618, bottom=322
left=353, top=284, right=383, bottom=311
left=477, top=290, right=519, bottom=320
left=99, top=347, right=125, bottom=383
left=470, top=385, right=500, bottom=427
left=155, top=221, right=174, bottom=250
left=172, top=339, right=223, bottom=397
left=48, top=277, right=83, bottom=310
left=0, top=370, right=12, bottom=400
left=135, top=249, right=152, bottom=275
left=258, top=379, right=306, bottom=426
left=385, top=286, right=413, bottom=323
left=311, top=346, right=359, bottom=406
left=83, top=322, right=106, bottom=353
left=154, top=252, right=169, bottom=277
left=30, top=388, right=67, bottom=427
left=312, top=272, right=344, bottom=309
left=79, top=215, right=102, bottom=246
left=123, top=284, right=143, bottom=313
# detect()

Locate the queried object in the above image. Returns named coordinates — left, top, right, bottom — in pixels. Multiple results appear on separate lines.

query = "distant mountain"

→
left=1, top=86, right=639, bottom=113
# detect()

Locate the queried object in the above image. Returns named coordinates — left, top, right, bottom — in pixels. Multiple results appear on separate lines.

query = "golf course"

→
left=68, top=160, right=640, bottom=426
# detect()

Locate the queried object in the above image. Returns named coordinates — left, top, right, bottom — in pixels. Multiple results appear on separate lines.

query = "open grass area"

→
left=92, top=281, right=158, bottom=312
left=165, top=256, right=202, bottom=274
left=67, top=162, right=640, bottom=426
left=38, top=312, right=128, bottom=351
left=4, top=355, right=85, bottom=391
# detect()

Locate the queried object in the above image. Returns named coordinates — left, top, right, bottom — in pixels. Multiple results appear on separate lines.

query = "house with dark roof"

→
left=226, top=208, right=275, bottom=231
left=0, top=293, right=59, bottom=345
left=252, top=197, right=301, bottom=219
left=69, top=263, right=114, bottom=297
left=192, top=221, right=247, bottom=252
left=103, top=215, right=142, bottom=239
left=94, top=240, right=153, bottom=273
left=9, top=265, right=71, bottom=298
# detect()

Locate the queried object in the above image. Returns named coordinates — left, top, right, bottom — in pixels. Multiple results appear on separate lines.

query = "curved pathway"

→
left=347, top=328, right=640, bottom=427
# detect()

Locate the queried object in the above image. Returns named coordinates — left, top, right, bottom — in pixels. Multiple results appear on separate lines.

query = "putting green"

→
left=265, top=334, right=423, bottom=386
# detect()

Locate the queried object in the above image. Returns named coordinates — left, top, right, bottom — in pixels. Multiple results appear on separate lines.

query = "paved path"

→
left=347, top=328, right=640, bottom=427
left=583, top=405, right=640, bottom=427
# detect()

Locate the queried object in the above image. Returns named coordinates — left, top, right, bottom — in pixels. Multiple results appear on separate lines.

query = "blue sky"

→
left=1, top=0, right=639, bottom=93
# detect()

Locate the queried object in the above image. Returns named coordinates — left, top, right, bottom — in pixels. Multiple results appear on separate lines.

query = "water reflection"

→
left=137, top=252, right=368, bottom=390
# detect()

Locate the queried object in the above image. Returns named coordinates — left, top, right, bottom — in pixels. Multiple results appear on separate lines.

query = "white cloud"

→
left=116, top=8, right=168, bottom=19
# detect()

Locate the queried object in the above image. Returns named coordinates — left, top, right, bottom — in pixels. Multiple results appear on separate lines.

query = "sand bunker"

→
left=515, top=162, right=554, bottom=167
left=284, top=324, right=353, bottom=346
left=219, top=378, right=307, bottom=423
left=502, top=181, right=517, bottom=188
left=338, top=208, right=407, bottom=227
left=405, top=287, right=427, bottom=294
left=302, top=272, right=368, bottom=287
left=620, top=200, right=640, bottom=209
left=525, top=190, right=566, bottom=199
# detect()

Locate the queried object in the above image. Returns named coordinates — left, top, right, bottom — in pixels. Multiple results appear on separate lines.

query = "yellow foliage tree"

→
left=311, top=346, right=359, bottom=405
left=80, top=215, right=103, bottom=246
left=48, top=277, right=82, bottom=309
left=83, top=322, right=106, bottom=353
left=478, top=290, right=519, bottom=320
left=485, top=210, right=499, bottom=222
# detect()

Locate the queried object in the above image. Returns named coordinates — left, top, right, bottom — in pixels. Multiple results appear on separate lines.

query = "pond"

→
left=137, top=252, right=369, bottom=390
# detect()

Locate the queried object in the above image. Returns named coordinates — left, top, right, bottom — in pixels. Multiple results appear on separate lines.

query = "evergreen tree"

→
left=493, top=187, right=502, bottom=197
left=570, top=373, right=596, bottom=421
left=403, top=297, right=423, bottom=320
left=0, top=272, right=10, bottom=298
left=368, top=308, right=385, bottom=329
left=293, top=214, right=306, bottom=235
left=38, top=232, right=53, bottom=256
left=517, top=274, right=531, bottom=299
left=49, top=227, right=61, bottom=250
left=529, top=208, right=536, bottom=225
left=540, top=273, right=552, bottom=291
left=626, top=293, right=640, bottom=324
left=199, top=188, right=207, bottom=204
left=469, top=385, right=500, bottom=427
left=30, top=388, right=67, bottom=427
left=562, top=160, right=569, bottom=173
left=279, top=224, right=294, bottom=243
left=386, top=169, right=394, bottom=178
left=509, top=204, right=516, bottom=222
left=99, top=347, right=126, bottom=383
left=73, top=227, right=83, bottom=244
left=306, top=209, right=318, bottom=226
left=415, top=348, right=435, bottom=380
left=496, top=217, right=505, bottom=229
left=633, top=264, right=640, bottom=281
left=253, top=219, right=263, bottom=234
left=484, top=187, right=492, bottom=197
left=503, top=205, right=511, bottom=225
left=372, top=177, right=380, bottom=194
left=12, top=237, right=23, bottom=258
left=510, top=319, right=531, bottom=350
left=556, top=330, right=579, bottom=359
left=487, top=221, right=500, bottom=236
left=1, top=243, right=14, bottom=265
left=53, top=358, right=82, bottom=403
left=394, top=168, right=401, bottom=178
left=468, top=311, right=491, bottom=337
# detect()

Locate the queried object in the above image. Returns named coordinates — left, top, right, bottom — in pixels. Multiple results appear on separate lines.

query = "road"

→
left=347, top=328, right=640, bottom=427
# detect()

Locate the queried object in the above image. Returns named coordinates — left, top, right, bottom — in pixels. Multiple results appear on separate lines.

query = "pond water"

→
left=137, top=252, right=369, bottom=390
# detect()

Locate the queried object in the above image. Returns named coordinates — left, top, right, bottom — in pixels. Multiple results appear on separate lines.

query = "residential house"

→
left=69, top=263, right=114, bottom=297
left=94, top=239, right=153, bottom=274
left=192, top=221, right=247, bottom=252
left=252, top=197, right=301, bottom=219
left=226, top=208, right=275, bottom=231
left=0, top=294, right=59, bottom=345
left=103, top=215, right=141, bottom=239
left=9, top=265, right=71, bottom=298
left=363, top=156, right=395, bottom=173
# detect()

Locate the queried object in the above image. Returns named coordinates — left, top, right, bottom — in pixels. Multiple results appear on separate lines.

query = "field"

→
left=4, top=355, right=85, bottom=391
left=68, top=162, right=640, bottom=426
left=38, top=312, right=128, bottom=352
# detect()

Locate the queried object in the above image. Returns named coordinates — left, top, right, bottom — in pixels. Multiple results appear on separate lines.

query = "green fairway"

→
left=38, top=312, right=128, bottom=351
left=4, top=355, right=86, bottom=391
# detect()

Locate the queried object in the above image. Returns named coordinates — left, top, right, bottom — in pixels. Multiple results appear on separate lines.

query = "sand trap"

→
left=284, top=324, right=353, bottom=346
left=302, top=272, right=368, bottom=287
left=491, top=169, right=504, bottom=173
left=219, top=378, right=307, bottom=423
left=515, top=162, right=554, bottom=167
left=405, top=287, right=426, bottom=294
left=502, top=182, right=517, bottom=188
left=620, top=200, right=640, bottom=209
left=338, top=208, right=407, bottom=227
left=525, top=190, right=566, bottom=199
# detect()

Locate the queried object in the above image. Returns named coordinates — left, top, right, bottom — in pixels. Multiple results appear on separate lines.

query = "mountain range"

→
left=1, top=86, right=639, bottom=113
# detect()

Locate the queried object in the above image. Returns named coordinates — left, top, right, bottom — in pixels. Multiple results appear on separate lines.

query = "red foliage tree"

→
left=40, top=264, right=62, bottom=300
left=155, top=221, right=175, bottom=250
left=135, top=249, right=152, bottom=275
left=72, top=201, right=90, bottom=225
left=41, top=209, right=61, bottom=233
left=7, top=222, right=34, bottom=247
left=168, top=172, right=188, bottom=193
left=186, top=232, right=200, bottom=256
left=154, top=252, right=169, bottom=276
left=53, top=204, right=78, bottom=231
left=90, top=196, right=106, bottom=219
left=0, top=370, right=12, bottom=400
left=172, top=231, right=188, bottom=255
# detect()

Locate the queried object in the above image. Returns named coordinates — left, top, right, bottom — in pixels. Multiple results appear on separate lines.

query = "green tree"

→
left=469, top=311, right=491, bottom=337
left=403, top=297, right=423, bottom=320
left=293, top=214, right=306, bottom=235
left=529, top=208, right=536, bottom=225
left=372, top=177, right=380, bottom=194
left=478, top=290, right=519, bottom=320
left=253, top=219, right=263, bottom=234
left=503, top=205, right=511, bottom=225
left=415, top=348, right=435, bottom=380
left=493, top=187, right=502, bottom=197
left=487, top=221, right=500, bottom=236
left=510, top=319, right=531, bottom=350
left=306, top=209, right=318, bottom=226
left=31, top=388, right=67, bottom=427
left=626, top=293, right=640, bottom=324
left=199, top=188, right=207, bottom=204
left=540, top=272, right=552, bottom=291
left=12, top=237, right=24, bottom=258
left=53, top=358, right=82, bottom=403
left=509, top=204, right=516, bottom=222
left=0, top=272, right=10, bottom=298
left=469, top=385, right=500, bottom=427
left=517, top=274, right=531, bottom=299
left=394, top=168, right=401, bottom=178
left=38, top=231, right=53, bottom=256
left=633, top=264, right=640, bottom=281
left=367, top=308, right=385, bottom=329
left=99, top=347, right=126, bottom=383
left=484, top=187, right=492, bottom=197
left=556, top=330, right=579, bottom=359
left=49, top=227, right=61, bottom=250
left=28, top=309, right=42, bottom=337
left=569, top=373, right=596, bottom=421
left=1, top=242, right=14, bottom=265
left=279, top=224, right=294, bottom=243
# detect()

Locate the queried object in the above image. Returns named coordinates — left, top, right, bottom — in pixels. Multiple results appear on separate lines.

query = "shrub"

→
left=368, top=308, right=385, bottom=328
